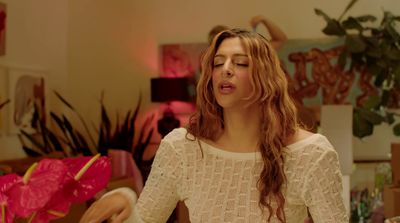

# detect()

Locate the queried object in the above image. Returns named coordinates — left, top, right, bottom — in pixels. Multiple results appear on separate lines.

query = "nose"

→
left=222, top=60, right=234, bottom=78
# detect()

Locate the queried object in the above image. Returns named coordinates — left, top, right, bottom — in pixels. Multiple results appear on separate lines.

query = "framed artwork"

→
left=0, top=2, right=6, bottom=56
left=277, top=38, right=373, bottom=107
left=8, top=68, right=47, bottom=134
left=0, top=65, right=8, bottom=135
left=160, top=43, right=207, bottom=78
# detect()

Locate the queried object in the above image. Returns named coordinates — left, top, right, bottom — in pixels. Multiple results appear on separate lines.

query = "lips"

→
left=218, top=81, right=236, bottom=94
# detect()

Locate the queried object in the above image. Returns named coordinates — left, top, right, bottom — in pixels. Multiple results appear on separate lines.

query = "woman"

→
left=80, top=29, right=348, bottom=223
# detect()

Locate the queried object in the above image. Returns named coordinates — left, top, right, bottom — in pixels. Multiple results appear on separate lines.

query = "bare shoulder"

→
left=286, top=128, right=314, bottom=145
left=296, top=129, right=314, bottom=141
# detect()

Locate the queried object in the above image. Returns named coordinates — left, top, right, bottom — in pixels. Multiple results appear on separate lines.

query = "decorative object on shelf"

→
left=8, top=68, right=47, bottom=135
left=315, top=0, right=400, bottom=138
left=151, top=77, right=191, bottom=137
left=0, top=154, right=111, bottom=223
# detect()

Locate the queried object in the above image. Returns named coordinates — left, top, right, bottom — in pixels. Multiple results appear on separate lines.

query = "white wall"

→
left=67, top=0, right=400, bottom=158
left=0, top=0, right=68, bottom=160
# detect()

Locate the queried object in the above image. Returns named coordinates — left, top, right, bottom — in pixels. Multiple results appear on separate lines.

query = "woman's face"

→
left=212, top=37, right=253, bottom=110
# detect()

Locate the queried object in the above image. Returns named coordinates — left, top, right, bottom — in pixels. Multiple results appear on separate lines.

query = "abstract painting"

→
left=160, top=43, right=207, bottom=78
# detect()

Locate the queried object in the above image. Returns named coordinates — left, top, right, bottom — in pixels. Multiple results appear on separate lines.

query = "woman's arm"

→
left=250, top=15, right=288, bottom=50
left=80, top=140, right=184, bottom=223
left=301, top=149, right=349, bottom=223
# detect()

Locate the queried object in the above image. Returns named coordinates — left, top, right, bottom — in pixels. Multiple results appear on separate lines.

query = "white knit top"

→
left=113, top=128, right=348, bottom=223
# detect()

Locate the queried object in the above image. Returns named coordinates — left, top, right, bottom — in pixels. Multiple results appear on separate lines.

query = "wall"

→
left=1, top=0, right=400, bottom=162
left=67, top=0, right=400, bottom=157
left=0, top=0, right=68, bottom=160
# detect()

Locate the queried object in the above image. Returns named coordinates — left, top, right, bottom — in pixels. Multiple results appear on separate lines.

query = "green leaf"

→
left=376, top=59, right=388, bottom=68
left=337, top=50, right=348, bottom=68
left=353, top=110, right=374, bottom=138
left=362, top=95, right=381, bottom=109
left=355, top=15, right=377, bottom=23
left=342, top=17, right=363, bottom=31
left=345, top=35, right=366, bottom=53
left=393, top=123, right=400, bottom=136
left=387, top=49, right=400, bottom=60
left=386, top=113, right=395, bottom=124
left=374, top=72, right=387, bottom=87
left=359, top=108, right=384, bottom=125
left=367, top=64, right=383, bottom=76
left=315, top=9, right=332, bottom=22
left=315, top=8, right=346, bottom=36
left=365, top=47, right=382, bottom=58
left=394, top=64, right=400, bottom=83
left=54, top=90, right=75, bottom=110
left=381, top=90, right=390, bottom=107
left=365, top=36, right=379, bottom=47
left=323, top=20, right=347, bottom=36
left=19, top=130, right=47, bottom=154
left=339, top=0, right=360, bottom=21
left=385, top=26, right=400, bottom=42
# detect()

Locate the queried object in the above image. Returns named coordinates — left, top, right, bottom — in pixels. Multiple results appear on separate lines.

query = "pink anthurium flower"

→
left=7, top=159, right=68, bottom=218
left=0, top=174, right=21, bottom=223
left=28, top=192, right=71, bottom=223
left=61, top=154, right=111, bottom=203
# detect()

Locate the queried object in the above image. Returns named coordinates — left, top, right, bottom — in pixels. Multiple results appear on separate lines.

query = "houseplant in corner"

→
left=315, top=0, right=400, bottom=138
left=97, top=92, right=155, bottom=182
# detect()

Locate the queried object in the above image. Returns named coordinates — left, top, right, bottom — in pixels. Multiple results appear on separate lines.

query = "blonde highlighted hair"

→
left=187, top=29, right=298, bottom=222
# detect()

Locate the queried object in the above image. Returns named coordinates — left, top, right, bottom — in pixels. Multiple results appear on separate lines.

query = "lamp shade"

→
left=151, top=77, right=191, bottom=102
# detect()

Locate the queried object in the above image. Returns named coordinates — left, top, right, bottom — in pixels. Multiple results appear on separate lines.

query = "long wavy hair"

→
left=187, top=29, right=298, bottom=222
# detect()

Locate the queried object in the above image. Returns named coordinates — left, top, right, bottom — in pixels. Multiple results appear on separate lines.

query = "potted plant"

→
left=97, top=92, right=155, bottom=181
left=315, top=0, right=400, bottom=138
left=19, top=91, right=155, bottom=173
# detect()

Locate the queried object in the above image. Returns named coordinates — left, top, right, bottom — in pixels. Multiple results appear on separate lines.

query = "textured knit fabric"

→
left=114, top=128, right=348, bottom=223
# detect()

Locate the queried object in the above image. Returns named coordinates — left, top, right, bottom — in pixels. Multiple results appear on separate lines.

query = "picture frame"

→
left=160, top=42, right=207, bottom=78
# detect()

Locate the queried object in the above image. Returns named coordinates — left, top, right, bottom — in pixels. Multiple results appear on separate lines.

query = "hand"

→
left=80, top=192, right=131, bottom=223
left=249, top=15, right=267, bottom=28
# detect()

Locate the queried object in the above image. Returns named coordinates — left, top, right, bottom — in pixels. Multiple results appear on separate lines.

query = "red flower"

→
left=7, top=159, right=68, bottom=218
left=0, top=174, right=21, bottom=223
left=61, top=155, right=111, bottom=203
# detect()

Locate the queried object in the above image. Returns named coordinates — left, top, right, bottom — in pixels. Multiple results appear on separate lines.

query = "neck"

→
left=217, top=105, right=261, bottom=152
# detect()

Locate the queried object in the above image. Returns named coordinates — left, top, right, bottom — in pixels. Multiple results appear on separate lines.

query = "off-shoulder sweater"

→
left=109, top=128, right=348, bottom=223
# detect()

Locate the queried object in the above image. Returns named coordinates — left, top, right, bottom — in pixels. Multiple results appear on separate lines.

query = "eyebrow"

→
left=214, top=53, right=248, bottom=58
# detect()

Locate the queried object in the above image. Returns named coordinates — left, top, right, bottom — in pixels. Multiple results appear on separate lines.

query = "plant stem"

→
left=46, top=209, right=66, bottom=217
left=338, top=0, right=359, bottom=21
left=23, top=163, right=38, bottom=185
left=74, top=154, right=100, bottom=181
left=27, top=212, right=36, bottom=223
left=1, top=205, right=5, bottom=223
